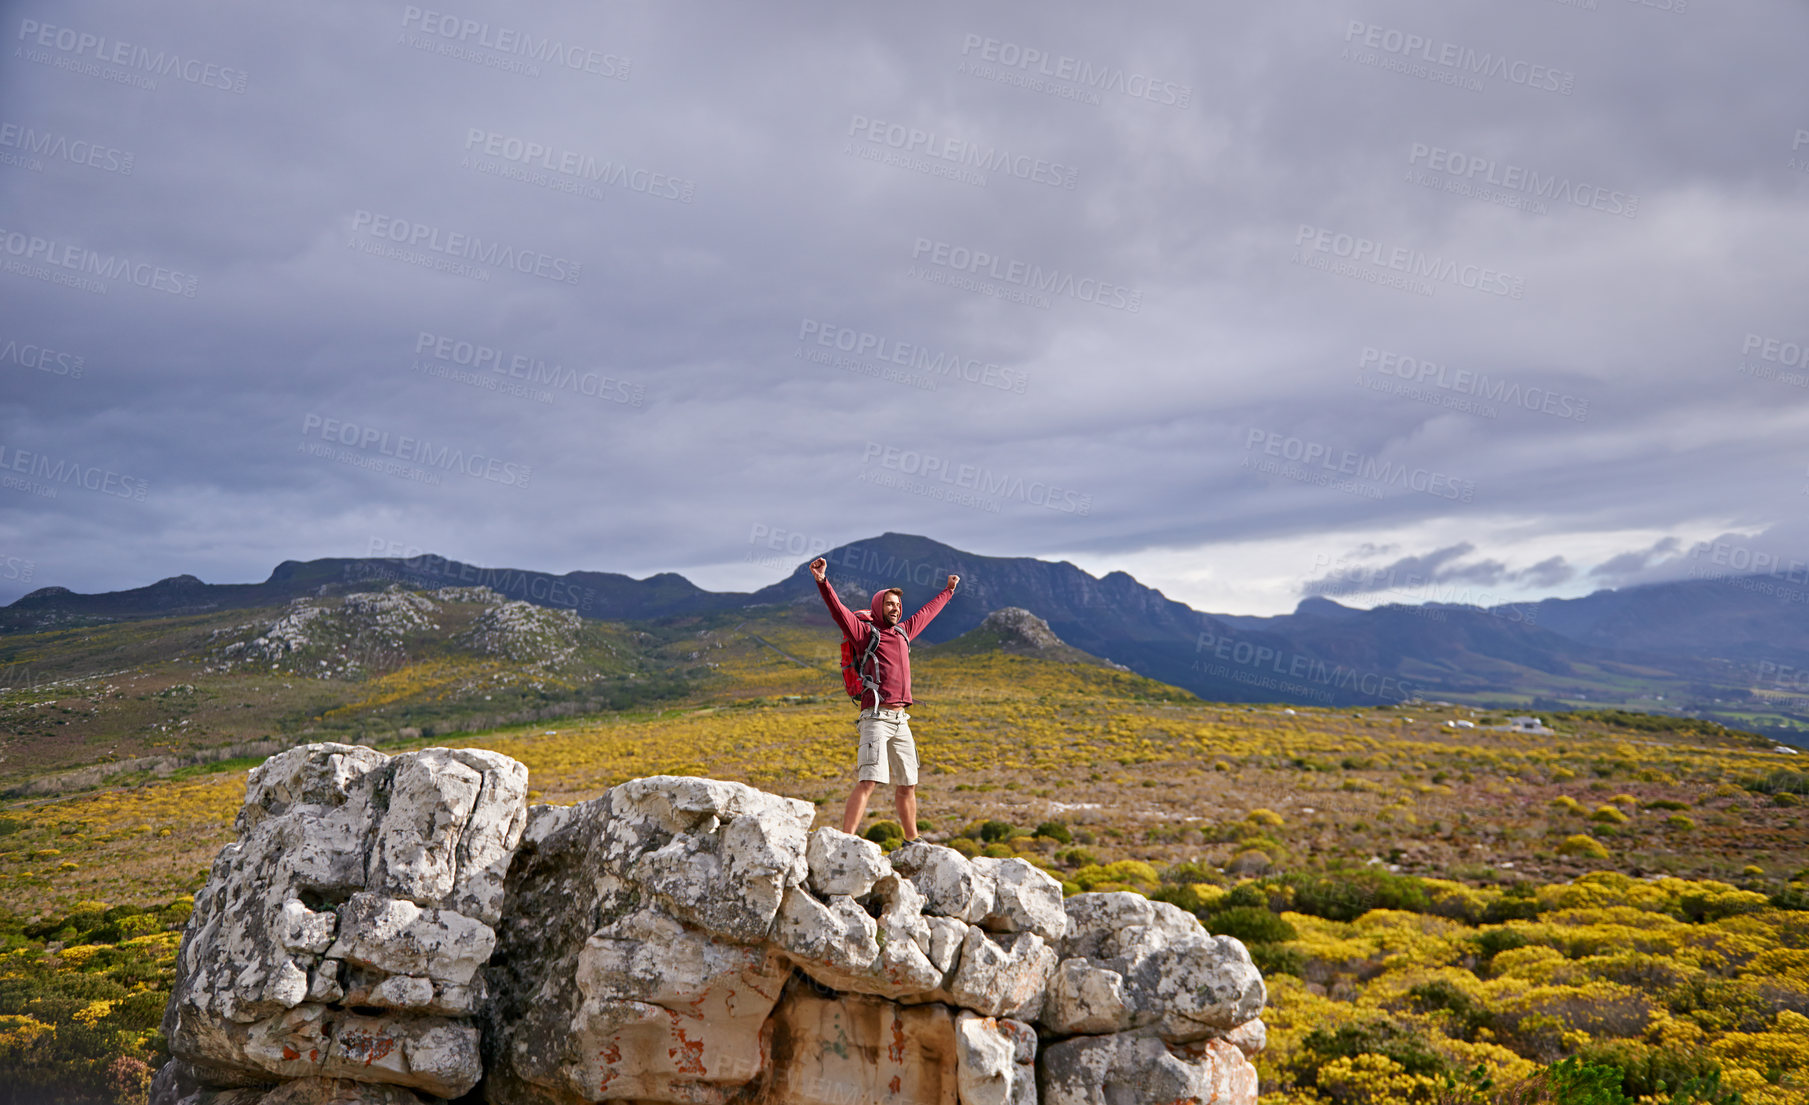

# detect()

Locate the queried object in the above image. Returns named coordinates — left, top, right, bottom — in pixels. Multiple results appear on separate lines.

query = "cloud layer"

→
left=3, top=0, right=1806, bottom=615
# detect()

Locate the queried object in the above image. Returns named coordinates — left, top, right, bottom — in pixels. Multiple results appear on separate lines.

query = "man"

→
left=809, top=556, right=958, bottom=841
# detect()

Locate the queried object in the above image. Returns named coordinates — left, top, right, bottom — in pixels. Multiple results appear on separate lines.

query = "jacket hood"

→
left=869, top=588, right=902, bottom=627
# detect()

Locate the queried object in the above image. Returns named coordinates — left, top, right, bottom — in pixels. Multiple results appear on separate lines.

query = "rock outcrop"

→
left=155, top=744, right=1267, bottom=1105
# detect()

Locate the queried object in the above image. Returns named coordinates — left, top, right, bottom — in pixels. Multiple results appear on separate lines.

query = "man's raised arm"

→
left=810, top=557, right=864, bottom=641
left=900, top=573, right=959, bottom=640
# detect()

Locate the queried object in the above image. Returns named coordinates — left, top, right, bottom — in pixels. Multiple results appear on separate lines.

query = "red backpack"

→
left=840, top=610, right=886, bottom=706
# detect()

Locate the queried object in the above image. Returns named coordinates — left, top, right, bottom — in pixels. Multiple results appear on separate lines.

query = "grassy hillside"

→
left=0, top=587, right=1805, bottom=1103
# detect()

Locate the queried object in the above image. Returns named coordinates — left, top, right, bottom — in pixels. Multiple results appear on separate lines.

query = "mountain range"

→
left=6, top=533, right=1806, bottom=740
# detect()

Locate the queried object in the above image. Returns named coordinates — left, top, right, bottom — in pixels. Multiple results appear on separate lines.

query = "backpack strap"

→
left=857, top=620, right=886, bottom=711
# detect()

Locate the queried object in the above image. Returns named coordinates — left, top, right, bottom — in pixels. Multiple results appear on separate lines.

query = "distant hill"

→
left=926, top=607, right=1130, bottom=670
left=4, top=532, right=1806, bottom=738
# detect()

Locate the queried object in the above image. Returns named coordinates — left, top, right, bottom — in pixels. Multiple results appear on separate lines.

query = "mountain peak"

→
left=1294, top=595, right=1356, bottom=617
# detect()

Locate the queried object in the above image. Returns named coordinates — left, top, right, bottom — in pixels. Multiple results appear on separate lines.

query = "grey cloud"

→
left=3, top=0, right=1807, bottom=610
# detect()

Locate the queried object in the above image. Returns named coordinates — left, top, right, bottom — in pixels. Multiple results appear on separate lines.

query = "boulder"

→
left=483, top=777, right=811, bottom=1103
left=1039, top=892, right=1266, bottom=1041
left=770, top=875, right=944, bottom=1001
left=1038, top=1035, right=1259, bottom=1105
left=944, top=928, right=1057, bottom=1022
left=157, top=744, right=527, bottom=1102
left=954, top=1011, right=1038, bottom=1105
left=1222, top=1017, right=1268, bottom=1059
left=161, top=751, right=1271, bottom=1103
left=970, top=857, right=1068, bottom=943
left=805, top=827, right=889, bottom=898
left=889, top=842, right=995, bottom=923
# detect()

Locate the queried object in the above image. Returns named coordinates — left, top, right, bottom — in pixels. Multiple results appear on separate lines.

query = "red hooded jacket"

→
left=816, top=576, right=954, bottom=709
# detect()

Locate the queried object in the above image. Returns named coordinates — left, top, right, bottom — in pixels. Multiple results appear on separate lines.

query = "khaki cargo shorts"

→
left=855, top=707, right=918, bottom=786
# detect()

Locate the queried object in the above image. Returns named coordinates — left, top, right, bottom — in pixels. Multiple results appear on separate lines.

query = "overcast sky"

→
left=3, top=0, right=1807, bottom=616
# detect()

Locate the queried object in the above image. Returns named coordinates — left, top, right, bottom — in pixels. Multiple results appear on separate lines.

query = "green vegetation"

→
left=0, top=900, right=190, bottom=1105
left=1, top=587, right=1806, bottom=1102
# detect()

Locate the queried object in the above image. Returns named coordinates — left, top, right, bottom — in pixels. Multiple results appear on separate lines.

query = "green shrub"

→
left=1408, top=978, right=1494, bottom=1041
left=1250, top=944, right=1304, bottom=977
left=863, top=821, right=904, bottom=845
left=1558, top=834, right=1610, bottom=859
left=1769, top=884, right=1809, bottom=911
left=1294, top=1017, right=1451, bottom=1087
left=1269, top=867, right=1429, bottom=921
left=1472, top=927, right=1531, bottom=966
left=1677, top=891, right=1768, bottom=924
left=1483, top=882, right=1541, bottom=924
left=1033, top=820, right=1072, bottom=844
left=976, top=820, right=1016, bottom=843
left=1526, top=1056, right=1632, bottom=1105
left=1572, top=1043, right=1740, bottom=1105
left=1204, top=906, right=1296, bottom=945
left=1160, top=860, right=1217, bottom=886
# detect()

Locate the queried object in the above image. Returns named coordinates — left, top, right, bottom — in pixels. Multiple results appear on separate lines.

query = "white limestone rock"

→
left=889, top=841, right=996, bottom=923
left=1223, top=1017, right=1268, bottom=1058
left=946, top=927, right=1057, bottom=1022
left=1040, top=891, right=1267, bottom=1041
left=955, top=1011, right=1038, bottom=1105
left=610, top=775, right=814, bottom=943
left=158, top=743, right=527, bottom=1103
left=804, top=827, right=888, bottom=898
left=971, top=856, right=1069, bottom=943
left=1039, top=1034, right=1260, bottom=1105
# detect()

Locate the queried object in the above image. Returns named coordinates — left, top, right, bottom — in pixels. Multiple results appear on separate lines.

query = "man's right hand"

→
left=809, top=558, right=827, bottom=582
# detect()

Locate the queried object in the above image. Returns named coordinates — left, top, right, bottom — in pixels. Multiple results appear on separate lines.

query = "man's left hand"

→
left=947, top=574, right=960, bottom=591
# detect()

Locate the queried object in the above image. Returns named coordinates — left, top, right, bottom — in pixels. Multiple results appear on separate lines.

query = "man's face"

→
left=881, top=592, right=902, bottom=625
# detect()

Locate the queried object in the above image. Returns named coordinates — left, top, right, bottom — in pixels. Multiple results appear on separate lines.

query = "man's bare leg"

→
left=896, top=785, right=917, bottom=840
left=842, top=780, right=878, bottom=834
